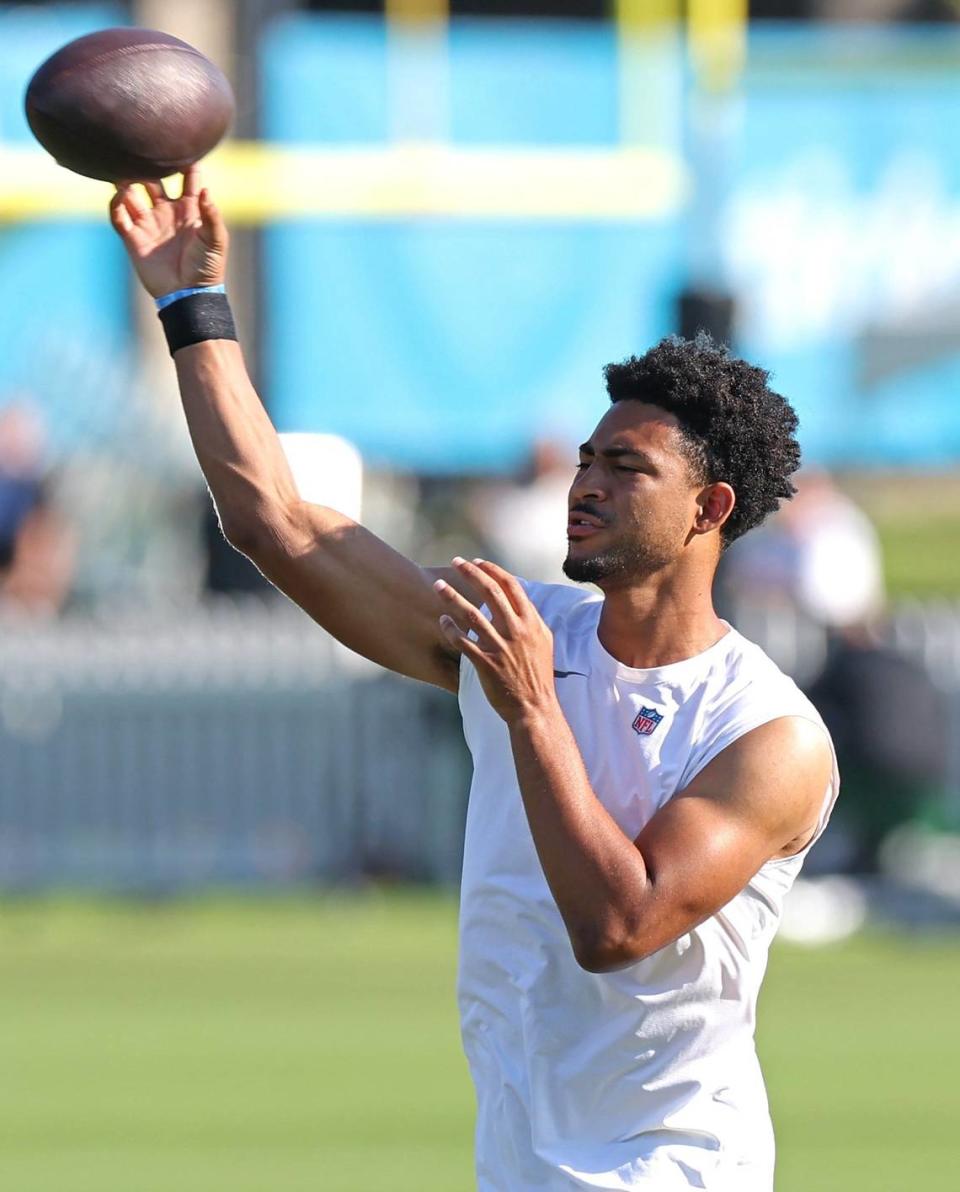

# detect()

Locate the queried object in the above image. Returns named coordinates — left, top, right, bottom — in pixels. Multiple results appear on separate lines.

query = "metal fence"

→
left=1, top=596, right=959, bottom=891
left=739, top=599, right=960, bottom=821
left=0, top=601, right=470, bottom=891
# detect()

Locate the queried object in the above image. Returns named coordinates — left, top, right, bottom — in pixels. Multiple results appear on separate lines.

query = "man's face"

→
left=563, top=402, right=704, bottom=586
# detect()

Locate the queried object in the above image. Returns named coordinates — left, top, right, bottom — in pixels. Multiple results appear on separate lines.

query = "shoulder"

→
left=678, top=631, right=838, bottom=856
left=681, top=714, right=836, bottom=857
left=702, top=714, right=832, bottom=782
left=678, top=628, right=834, bottom=786
left=701, top=628, right=826, bottom=731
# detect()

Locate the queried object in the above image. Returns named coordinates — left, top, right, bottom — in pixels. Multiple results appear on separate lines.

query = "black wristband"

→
left=158, top=291, right=238, bottom=357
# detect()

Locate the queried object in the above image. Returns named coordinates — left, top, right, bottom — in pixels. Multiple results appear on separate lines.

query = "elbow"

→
left=570, top=924, right=653, bottom=974
left=219, top=516, right=265, bottom=559
left=574, top=945, right=649, bottom=975
left=217, top=503, right=293, bottom=563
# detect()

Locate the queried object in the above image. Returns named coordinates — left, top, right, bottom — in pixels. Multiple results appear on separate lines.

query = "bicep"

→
left=627, top=796, right=775, bottom=958
left=250, top=502, right=464, bottom=691
left=628, top=717, right=833, bottom=958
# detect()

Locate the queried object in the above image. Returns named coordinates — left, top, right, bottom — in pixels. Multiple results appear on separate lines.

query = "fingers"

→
left=438, top=614, right=484, bottom=661
left=181, top=164, right=201, bottom=199
left=448, top=556, right=519, bottom=630
left=109, top=185, right=151, bottom=243
left=109, top=187, right=134, bottom=234
left=452, top=556, right=530, bottom=624
left=433, top=577, right=503, bottom=648
left=198, top=188, right=227, bottom=248
left=471, top=559, right=529, bottom=617
left=143, top=180, right=169, bottom=206
left=113, top=182, right=150, bottom=223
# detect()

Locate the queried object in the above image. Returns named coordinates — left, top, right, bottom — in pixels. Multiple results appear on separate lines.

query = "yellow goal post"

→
left=0, top=141, right=687, bottom=224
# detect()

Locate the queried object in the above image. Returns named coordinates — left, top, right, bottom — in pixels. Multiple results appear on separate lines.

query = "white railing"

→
left=1, top=596, right=959, bottom=890
left=0, top=600, right=468, bottom=890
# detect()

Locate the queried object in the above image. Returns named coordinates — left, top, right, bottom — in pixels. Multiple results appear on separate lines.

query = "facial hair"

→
left=562, top=515, right=681, bottom=585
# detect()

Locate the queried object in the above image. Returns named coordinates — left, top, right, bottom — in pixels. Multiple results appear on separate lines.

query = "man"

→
left=110, top=171, right=837, bottom=1191
left=0, top=401, right=74, bottom=614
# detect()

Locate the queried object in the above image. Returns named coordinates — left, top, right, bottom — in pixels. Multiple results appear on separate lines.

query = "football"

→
left=24, top=27, right=234, bottom=182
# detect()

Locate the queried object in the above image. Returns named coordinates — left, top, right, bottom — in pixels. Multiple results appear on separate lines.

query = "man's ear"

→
left=693, top=482, right=736, bottom=537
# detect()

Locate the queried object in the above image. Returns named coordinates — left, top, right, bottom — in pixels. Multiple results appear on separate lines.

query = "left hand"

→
left=434, top=558, right=558, bottom=723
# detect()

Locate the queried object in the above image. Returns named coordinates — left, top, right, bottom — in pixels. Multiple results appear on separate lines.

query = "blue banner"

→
left=262, top=19, right=960, bottom=472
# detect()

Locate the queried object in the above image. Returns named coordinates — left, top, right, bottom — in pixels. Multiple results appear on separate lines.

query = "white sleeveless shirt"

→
left=457, top=581, right=838, bottom=1192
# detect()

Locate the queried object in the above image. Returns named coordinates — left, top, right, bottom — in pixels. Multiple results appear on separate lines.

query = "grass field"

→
left=0, top=894, right=957, bottom=1192
left=847, top=471, right=960, bottom=598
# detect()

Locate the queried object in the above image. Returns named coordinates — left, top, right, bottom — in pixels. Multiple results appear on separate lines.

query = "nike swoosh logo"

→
left=554, top=669, right=588, bottom=678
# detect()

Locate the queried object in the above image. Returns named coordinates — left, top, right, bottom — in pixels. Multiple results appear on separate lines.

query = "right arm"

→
left=110, top=170, right=462, bottom=691
left=175, top=338, right=462, bottom=689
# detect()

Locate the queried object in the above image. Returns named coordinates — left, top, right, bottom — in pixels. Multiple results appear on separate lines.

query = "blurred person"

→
left=0, top=401, right=74, bottom=615
left=471, top=439, right=576, bottom=586
left=806, top=626, right=947, bottom=872
left=718, top=468, right=885, bottom=630
left=720, top=470, right=944, bottom=870
left=109, top=172, right=837, bottom=1192
left=805, top=627, right=948, bottom=873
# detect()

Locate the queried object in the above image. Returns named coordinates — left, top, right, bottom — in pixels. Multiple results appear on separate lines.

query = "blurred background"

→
left=1, top=1, right=960, bottom=1190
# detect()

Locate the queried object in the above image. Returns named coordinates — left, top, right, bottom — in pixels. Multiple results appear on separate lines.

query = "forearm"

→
left=508, top=701, right=652, bottom=970
left=111, top=179, right=290, bottom=533
left=173, top=340, right=300, bottom=545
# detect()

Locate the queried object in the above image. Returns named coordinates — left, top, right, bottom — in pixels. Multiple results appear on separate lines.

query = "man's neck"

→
left=594, top=568, right=727, bottom=670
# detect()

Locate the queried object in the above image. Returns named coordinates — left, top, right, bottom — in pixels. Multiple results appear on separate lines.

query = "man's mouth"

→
left=567, top=513, right=607, bottom=540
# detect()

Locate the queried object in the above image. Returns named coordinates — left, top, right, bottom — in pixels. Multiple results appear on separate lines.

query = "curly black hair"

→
left=603, top=333, right=801, bottom=545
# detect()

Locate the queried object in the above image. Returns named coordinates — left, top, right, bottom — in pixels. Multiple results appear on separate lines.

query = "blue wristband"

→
left=155, top=284, right=226, bottom=311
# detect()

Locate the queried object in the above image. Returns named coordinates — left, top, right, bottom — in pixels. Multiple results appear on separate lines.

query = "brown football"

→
left=24, top=27, right=235, bottom=182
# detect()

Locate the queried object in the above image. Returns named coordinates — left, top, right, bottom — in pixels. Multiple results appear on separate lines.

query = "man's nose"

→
left=570, top=463, right=606, bottom=504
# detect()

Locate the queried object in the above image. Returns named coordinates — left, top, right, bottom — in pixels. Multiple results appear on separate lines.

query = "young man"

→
left=110, top=171, right=837, bottom=1191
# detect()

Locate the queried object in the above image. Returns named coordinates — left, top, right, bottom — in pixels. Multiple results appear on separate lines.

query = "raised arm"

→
left=110, top=168, right=461, bottom=691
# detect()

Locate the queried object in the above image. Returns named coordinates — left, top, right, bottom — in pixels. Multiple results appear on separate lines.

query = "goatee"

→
left=563, top=544, right=649, bottom=584
left=563, top=533, right=679, bottom=583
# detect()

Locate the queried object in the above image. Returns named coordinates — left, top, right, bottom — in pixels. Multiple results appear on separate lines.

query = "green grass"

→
left=761, top=934, right=960, bottom=1192
left=0, top=895, right=472, bottom=1192
left=0, top=895, right=958, bottom=1191
left=845, top=472, right=960, bottom=598
left=876, top=513, right=960, bottom=599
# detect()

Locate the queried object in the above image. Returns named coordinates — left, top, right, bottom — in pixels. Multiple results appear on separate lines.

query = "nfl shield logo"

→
left=632, top=706, right=663, bottom=736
